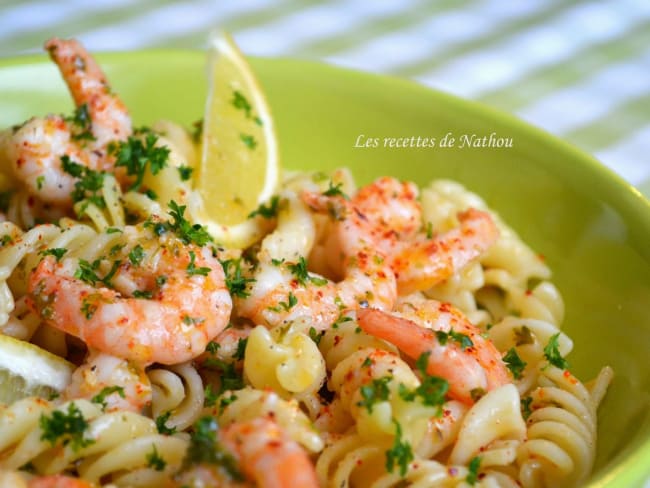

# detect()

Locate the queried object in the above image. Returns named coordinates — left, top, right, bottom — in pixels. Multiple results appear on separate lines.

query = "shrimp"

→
left=235, top=193, right=396, bottom=330
left=357, top=297, right=510, bottom=404
left=64, top=350, right=151, bottom=413
left=27, top=225, right=232, bottom=364
left=8, top=38, right=131, bottom=205
left=221, top=417, right=319, bottom=488
left=303, top=177, right=499, bottom=295
left=174, top=418, right=318, bottom=488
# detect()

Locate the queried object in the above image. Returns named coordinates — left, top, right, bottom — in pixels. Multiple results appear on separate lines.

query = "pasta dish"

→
left=0, top=38, right=612, bottom=488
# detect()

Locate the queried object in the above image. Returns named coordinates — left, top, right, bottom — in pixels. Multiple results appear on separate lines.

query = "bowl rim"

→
left=1, top=48, right=649, bottom=486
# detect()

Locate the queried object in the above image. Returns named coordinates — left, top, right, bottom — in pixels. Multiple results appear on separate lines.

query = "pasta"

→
left=0, top=38, right=612, bottom=488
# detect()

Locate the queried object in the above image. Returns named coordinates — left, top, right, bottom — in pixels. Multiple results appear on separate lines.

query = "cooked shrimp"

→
left=27, top=225, right=232, bottom=364
left=8, top=38, right=131, bottom=205
left=174, top=418, right=318, bottom=488
left=357, top=298, right=509, bottom=404
left=220, top=417, right=319, bottom=488
left=64, top=350, right=151, bottom=413
left=236, top=191, right=396, bottom=330
left=303, top=177, right=499, bottom=295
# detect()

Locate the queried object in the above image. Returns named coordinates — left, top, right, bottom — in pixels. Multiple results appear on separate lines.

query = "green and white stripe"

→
left=0, top=0, right=648, bottom=194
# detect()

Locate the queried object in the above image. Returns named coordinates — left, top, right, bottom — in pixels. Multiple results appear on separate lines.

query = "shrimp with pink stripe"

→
left=302, top=176, right=499, bottom=295
left=7, top=38, right=131, bottom=206
left=357, top=295, right=510, bottom=404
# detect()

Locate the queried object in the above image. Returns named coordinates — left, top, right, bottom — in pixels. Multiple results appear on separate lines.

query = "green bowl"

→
left=1, top=50, right=649, bottom=487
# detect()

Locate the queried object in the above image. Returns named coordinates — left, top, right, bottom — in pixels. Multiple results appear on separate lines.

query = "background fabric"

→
left=1, top=0, right=648, bottom=197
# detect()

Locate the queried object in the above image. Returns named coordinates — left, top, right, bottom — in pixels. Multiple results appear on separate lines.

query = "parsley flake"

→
left=435, top=328, right=473, bottom=350
left=385, top=419, right=413, bottom=477
left=155, top=412, right=176, bottom=435
left=544, top=333, right=569, bottom=369
left=178, top=165, right=193, bottom=181
left=91, top=386, right=125, bottom=411
left=220, top=258, right=254, bottom=298
left=503, top=347, right=527, bottom=379
left=109, top=131, right=170, bottom=191
left=322, top=181, right=349, bottom=199
left=182, top=416, right=243, bottom=481
left=466, top=456, right=481, bottom=485
left=128, top=244, right=145, bottom=265
left=247, top=195, right=280, bottom=219
left=40, top=248, right=67, bottom=262
left=358, top=376, right=391, bottom=413
left=146, top=444, right=167, bottom=471
left=187, top=250, right=210, bottom=277
left=39, top=403, right=94, bottom=452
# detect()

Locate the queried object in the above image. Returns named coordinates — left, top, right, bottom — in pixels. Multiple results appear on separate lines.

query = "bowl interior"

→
left=1, top=50, right=649, bottom=487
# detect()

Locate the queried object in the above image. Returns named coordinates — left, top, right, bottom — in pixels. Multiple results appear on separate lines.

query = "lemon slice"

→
left=192, top=32, right=279, bottom=248
left=0, top=334, right=74, bottom=404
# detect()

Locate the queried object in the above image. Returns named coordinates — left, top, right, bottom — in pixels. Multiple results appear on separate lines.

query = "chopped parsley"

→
left=398, top=352, right=448, bottom=412
left=182, top=316, right=205, bottom=326
left=0, top=235, right=12, bottom=246
left=178, top=165, right=193, bottom=181
left=503, top=347, right=527, bottom=379
left=233, top=338, right=248, bottom=361
left=232, top=90, right=253, bottom=118
left=206, top=341, right=220, bottom=355
left=146, top=444, right=167, bottom=471
left=385, top=419, right=413, bottom=477
left=106, top=227, right=122, bottom=234
left=66, top=103, right=95, bottom=142
left=155, top=412, right=176, bottom=435
left=239, top=133, right=257, bottom=149
left=170, top=200, right=212, bottom=245
left=133, top=290, right=153, bottom=299
left=74, top=261, right=112, bottom=293
left=309, top=326, right=323, bottom=345
left=322, top=181, right=349, bottom=199
left=204, top=384, right=219, bottom=407
left=425, top=221, right=433, bottom=239
left=182, top=416, right=243, bottom=481
left=203, top=357, right=245, bottom=395
left=128, top=244, right=145, bottom=266
left=91, top=385, right=125, bottom=411
left=268, top=292, right=297, bottom=312
left=220, top=258, right=254, bottom=298
left=61, top=155, right=107, bottom=210
left=81, top=298, right=98, bottom=319
left=357, top=376, right=391, bottom=414
left=36, top=175, right=45, bottom=190
left=40, top=248, right=67, bottom=262
left=187, top=250, right=210, bottom=277
left=544, top=333, right=569, bottom=369
left=39, top=402, right=94, bottom=451
left=287, top=256, right=327, bottom=286
left=109, top=131, right=170, bottom=191
left=466, top=456, right=481, bottom=485
left=247, top=195, right=280, bottom=219
left=435, top=328, right=473, bottom=350
left=521, top=396, right=533, bottom=420
left=361, top=357, right=373, bottom=368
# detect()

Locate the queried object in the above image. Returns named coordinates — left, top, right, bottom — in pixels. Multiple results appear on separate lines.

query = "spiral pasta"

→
left=0, top=397, right=187, bottom=485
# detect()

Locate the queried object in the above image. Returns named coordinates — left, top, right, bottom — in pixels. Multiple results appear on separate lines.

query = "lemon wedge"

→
left=192, top=32, right=279, bottom=248
left=0, top=334, right=74, bottom=404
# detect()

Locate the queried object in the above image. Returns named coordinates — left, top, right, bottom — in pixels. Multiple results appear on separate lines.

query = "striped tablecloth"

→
left=1, top=0, right=649, bottom=197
